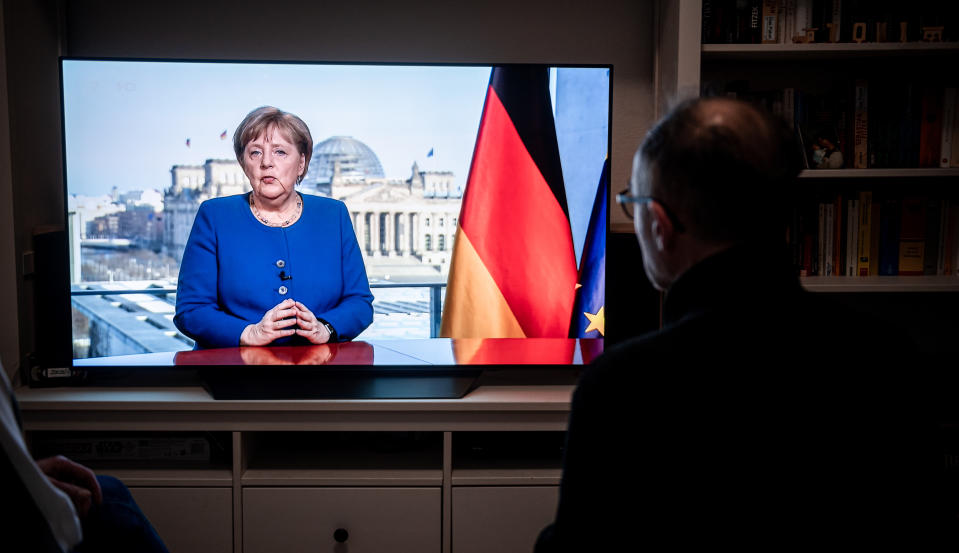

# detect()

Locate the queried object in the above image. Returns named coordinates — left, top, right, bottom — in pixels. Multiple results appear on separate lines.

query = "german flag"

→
left=440, top=66, right=577, bottom=338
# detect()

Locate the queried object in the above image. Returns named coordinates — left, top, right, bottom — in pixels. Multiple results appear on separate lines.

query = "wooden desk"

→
left=73, top=338, right=605, bottom=366
left=17, top=368, right=579, bottom=553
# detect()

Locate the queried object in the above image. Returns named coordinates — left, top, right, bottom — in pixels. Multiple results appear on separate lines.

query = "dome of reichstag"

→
left=303, top=136, right=385, bottom=188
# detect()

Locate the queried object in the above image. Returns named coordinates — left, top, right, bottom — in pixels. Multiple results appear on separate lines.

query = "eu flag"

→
left=571, top=159, right=607, bottom=337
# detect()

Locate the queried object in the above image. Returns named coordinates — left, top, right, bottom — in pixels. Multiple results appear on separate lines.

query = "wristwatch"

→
left=318, top=318, right=337, bottom=342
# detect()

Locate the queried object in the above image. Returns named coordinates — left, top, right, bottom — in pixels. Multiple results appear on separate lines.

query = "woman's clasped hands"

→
left=240, top=298, right=332, bottom=346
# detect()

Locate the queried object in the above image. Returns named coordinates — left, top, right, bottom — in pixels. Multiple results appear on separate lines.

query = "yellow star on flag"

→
left=575, top=283, right=582, bottom=290
left=583, top=306, right=605, bottom=336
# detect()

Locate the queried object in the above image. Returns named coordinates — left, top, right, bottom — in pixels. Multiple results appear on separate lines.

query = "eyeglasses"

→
left=616, top=186, right=686, bottom=233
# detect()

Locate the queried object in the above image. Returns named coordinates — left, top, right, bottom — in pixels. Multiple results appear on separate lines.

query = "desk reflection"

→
left=174, top=342, right=374, bottom=366
left=78, top=339, right=603, bottom=367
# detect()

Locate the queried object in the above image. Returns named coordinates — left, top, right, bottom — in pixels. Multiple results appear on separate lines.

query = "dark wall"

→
left=2, top=0, right=656, bottom=365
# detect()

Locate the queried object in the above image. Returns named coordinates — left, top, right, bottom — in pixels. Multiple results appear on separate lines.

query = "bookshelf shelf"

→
left=702, top=42, right=959, bottom=60
left=801, top=275, right=959, bottom=292
left=799, top=168, right=959, bottom=178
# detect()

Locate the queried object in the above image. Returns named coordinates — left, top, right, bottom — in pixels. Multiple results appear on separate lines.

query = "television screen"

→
left=60, top=58, right=610, bottom=371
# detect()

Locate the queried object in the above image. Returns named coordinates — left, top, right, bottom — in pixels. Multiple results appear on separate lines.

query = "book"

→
left=846, top=197, right=859, bottom=276
left=818, top=202, right=826, bottom=275
left=899, top=196, right=926, bottom=275
left=857, top=190, right=872, bottom=275
left=784, top=0, right=796, bottom=43
left=777, top=0, right=787, bottom=44
left=703, top=0, right=714, bottom=43
left=942, top=88, right=956, bottom=168
left=762, top=0, right=779, bottom=43
left=829, top=0, right=842, bottom=41
left=878, top=197, right=900, bottom=275
left=950, top=87, right=959, bottom=168
left=925, top=198, right=943, bottom=275
left=937, top=200, right=950, bottom=275
left=948, top=203, right=959, bottom=275
left=793, top=0, right=811, bottom=42
left=824, top=202, right=835, bottom=276
left=869, top=200, right=881, bottom=276
left=918, top=86, right=943, bottom=168
left=783, top=87, right=795, bottom=129
left=854, top=80, right=868, bottom=168
left=834, top=193, right=844, bottom=276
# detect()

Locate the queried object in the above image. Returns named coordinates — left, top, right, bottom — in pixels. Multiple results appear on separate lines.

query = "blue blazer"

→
left=174, top=193, right=374, bottom=348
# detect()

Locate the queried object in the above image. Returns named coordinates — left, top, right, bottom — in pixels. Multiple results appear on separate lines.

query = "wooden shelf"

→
left=451, top=467, right=562, bottom=486
left=703, top=42, right=959, bottom=60
left=799, top=168, right=959, bottom=178
left=92, top=467, right=233, bottom=487
left=241, top=467, right=442, bottom=486
left=801, top=275, right=959, bottom=292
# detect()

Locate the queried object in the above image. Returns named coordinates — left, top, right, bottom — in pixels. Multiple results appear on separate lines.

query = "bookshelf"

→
left=647, top=0, right=959, bottom=294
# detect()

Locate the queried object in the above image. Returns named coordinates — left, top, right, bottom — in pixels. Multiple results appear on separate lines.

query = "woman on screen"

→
left=174, top=106, right=373, bottom=349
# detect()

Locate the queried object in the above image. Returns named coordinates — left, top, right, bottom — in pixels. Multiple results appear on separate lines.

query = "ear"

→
left=298, top=153, right=306, bottom=176
left=647, top=201, right=676, bottom=251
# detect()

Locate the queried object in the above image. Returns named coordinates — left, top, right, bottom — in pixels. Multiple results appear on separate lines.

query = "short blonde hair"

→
left=233, top=106, right=313, bottom=184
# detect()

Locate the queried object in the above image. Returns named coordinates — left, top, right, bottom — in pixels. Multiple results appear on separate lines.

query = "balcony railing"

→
left=71, top=282, right=447, bottom=338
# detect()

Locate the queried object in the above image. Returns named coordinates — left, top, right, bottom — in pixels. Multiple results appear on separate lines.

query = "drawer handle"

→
left=334, top=528, right=349, bottom=543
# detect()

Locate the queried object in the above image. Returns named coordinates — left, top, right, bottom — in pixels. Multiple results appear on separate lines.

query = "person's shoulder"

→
left=576, top=333, right=662, bottom=391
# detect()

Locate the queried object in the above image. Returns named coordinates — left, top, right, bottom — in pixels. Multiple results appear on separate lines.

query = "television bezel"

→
left=42, top=56, right=614, bottom=393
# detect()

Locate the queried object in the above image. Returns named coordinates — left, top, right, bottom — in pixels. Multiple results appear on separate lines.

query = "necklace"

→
left=250, top=193, right=302, bottom=227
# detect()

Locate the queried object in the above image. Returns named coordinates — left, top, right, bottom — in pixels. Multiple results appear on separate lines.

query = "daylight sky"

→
left=63, top=61, right=492, bottom=196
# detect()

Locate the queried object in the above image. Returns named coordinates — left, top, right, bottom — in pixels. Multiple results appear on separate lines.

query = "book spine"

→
left=778, top=0, right=787, bottom=43
left=785, top=0, right=797, bottom=42
left=942, top=88, right=957, bottom=168
left=818, top=202, right=826, bottom=275
left=857, top=190, right=872, bottom=275
left=869, top=200, right=881, bottom=276
left=938, top=199, right=949, bottom=275
left=923, top=197, right=941, bottom=275
left=834, top=193, right=843, bottom=276
left=879, top=197, right=900, bottom=276
left=919, top=86, right=943, bottom=168
left=794, top=0, right=811, bottom=40
left=826, top=202, right=835, bottom=276
left=950, top=204, right=959, bottom=275
left=762, top=0, right=779, bottom=43
left=953, top=86, right=959, bottom=167
left=830, top=0, right=842, bottom=41
left=854, top=80, right=868, bottom=168
left=783, top=87, right=795, bottom=129
left=703, top=0, right=714, bottom=43
left=899, top=196, right=926, bottom=275
left=847, top=198, right=859, bottom=276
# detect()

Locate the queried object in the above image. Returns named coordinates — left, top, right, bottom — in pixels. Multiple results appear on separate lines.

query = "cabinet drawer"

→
left=244, top=487, right=440, bottom=553
left=129, top=487, right=233, bottom=553
left=452, top=486, right=558, bottom=553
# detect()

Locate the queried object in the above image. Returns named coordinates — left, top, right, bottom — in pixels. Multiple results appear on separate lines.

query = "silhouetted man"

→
left=536, top=97, right=935, bottom=551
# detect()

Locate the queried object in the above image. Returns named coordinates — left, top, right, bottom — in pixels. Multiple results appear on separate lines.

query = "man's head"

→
left=628, top=97, right=801, bottom=290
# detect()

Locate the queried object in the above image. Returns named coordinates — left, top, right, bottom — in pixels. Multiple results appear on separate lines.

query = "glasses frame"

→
left=616, top=185, right=686, bottom=233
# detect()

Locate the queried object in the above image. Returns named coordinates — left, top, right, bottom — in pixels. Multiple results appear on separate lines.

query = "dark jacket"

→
left=537, top=244, right=938, bottom=551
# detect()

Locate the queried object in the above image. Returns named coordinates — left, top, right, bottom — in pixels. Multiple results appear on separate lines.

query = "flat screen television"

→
left=44, top=57, right=612, bottom=397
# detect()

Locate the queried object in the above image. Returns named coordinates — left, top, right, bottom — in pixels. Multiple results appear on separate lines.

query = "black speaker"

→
left=32, top=227, right=73, bottom=373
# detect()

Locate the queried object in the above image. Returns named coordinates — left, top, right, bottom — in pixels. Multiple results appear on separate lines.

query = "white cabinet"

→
left=129, top=487, right=233, bottom=553
left=451, top=486, right=559, bottom=553
left=243, top=487, right=441, bottom=553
